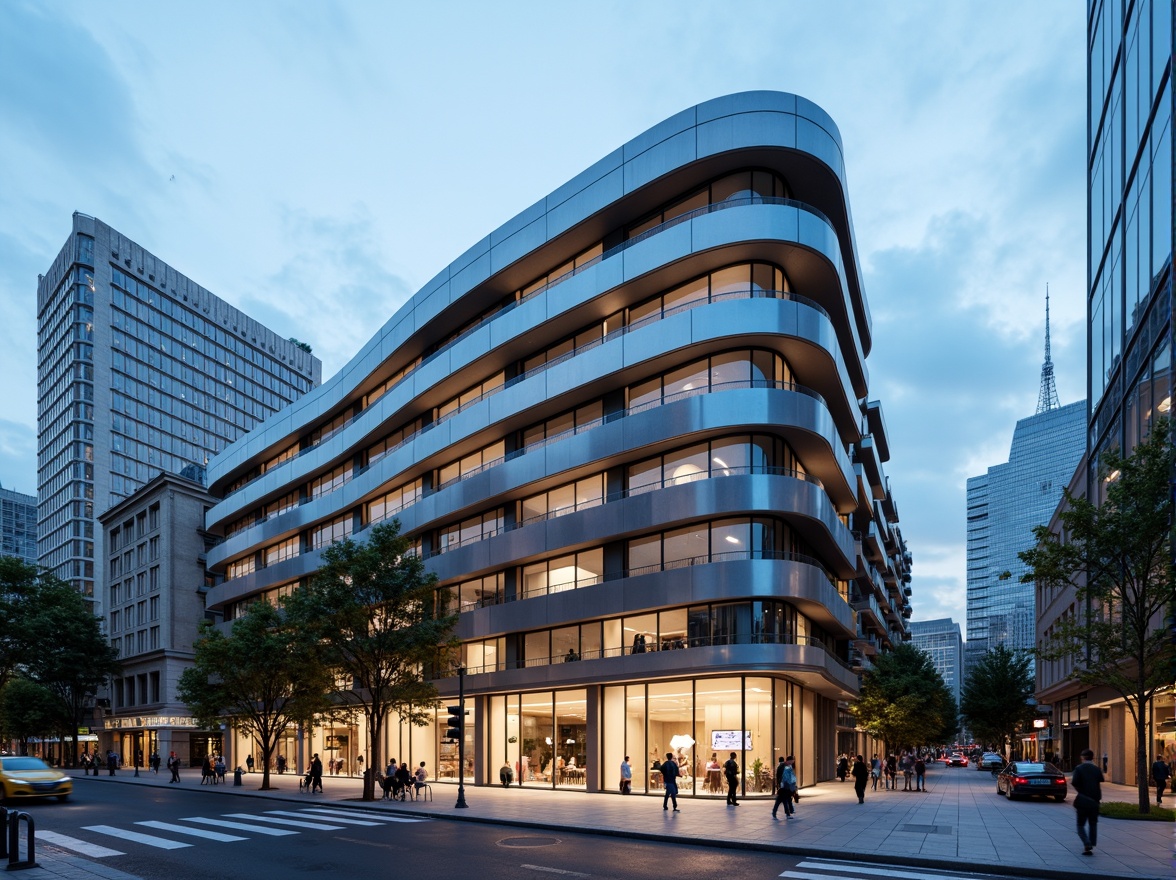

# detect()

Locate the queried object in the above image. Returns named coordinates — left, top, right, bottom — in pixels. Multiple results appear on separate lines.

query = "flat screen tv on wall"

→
left=710, top=730, right=752, bottom=751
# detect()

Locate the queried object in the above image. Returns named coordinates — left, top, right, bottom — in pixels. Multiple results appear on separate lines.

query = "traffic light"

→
left=445, top=705, right=467, bottom=741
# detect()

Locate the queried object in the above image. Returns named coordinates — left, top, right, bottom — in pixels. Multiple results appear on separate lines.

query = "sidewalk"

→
left=28, top=764, right=1176, bottom=880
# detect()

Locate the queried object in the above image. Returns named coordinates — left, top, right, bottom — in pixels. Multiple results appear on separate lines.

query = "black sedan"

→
left=995, top=761, right=1067, bottom=801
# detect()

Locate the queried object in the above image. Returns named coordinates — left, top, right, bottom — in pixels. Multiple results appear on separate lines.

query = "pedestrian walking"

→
left=201, top=755, right=213, bottom=784
left=167, top=751, right=181, bottom=783
left=309, top=753, right=324, bottom=793
left=246, top=754, right=254, bottom=773
left=660, top=752, right=681, bottom=811
left=620, top=755, right=632, bottom=794
left=836, top=754, right=848, bottom=782
left=1150, top=754, right=1170, bottom=804
left=852, top=754, right=869, bottom=803
left=772, top=757, right=797, bottom=818
left=276, top=754, right=287, bottom=774
left=150, top=751, right=160, bottom=774
left=885, top=754, right=897, bottom=790
left=107, top=750, right=117, bottom=776
left=870, top=754, right=880, bottom=791
left=914, top=756, right=926, bottom=792
left=723, top=751, right=740, bottom=805
left=1071, top=748, right=1103, bottom=856
left=901, top=752, right=913, bottom=790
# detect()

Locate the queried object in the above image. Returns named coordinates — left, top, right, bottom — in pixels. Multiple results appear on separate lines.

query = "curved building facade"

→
left=203, top=92, right=911, bottom=795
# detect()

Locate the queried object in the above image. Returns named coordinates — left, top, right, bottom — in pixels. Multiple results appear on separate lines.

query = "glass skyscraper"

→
left=909, top=618, right=964, bottom=709
left=1087, top=0, right=1171, bottom=483
left=966, top=399, right=1086, bottom=667
left=0, top=483, right=37, bottom=566
left=36, top=213, right=322, bottom=609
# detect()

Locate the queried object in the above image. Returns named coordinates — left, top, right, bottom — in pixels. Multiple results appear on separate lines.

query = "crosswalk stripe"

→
left=222, top=812, right=345, bottom=830
left=181, top=816, right=299, bottom=836
left=83, top=825, right=191, bottom=850
left=38, top=830, right=124, bottom=858
left=264, top=809, right=380, bottom=826
left=788, top=862, right=1006, bottom=880
left=135, top=821, right=246, bottom=842
left=296, top=807, right=427, bottom=823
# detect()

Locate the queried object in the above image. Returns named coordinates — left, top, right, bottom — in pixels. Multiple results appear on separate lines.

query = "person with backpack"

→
left=660, top=752, right=681, bottom=811
left=723, top=751, right=740, bottom=806
left=1151, top=754, right=1171, bottom=804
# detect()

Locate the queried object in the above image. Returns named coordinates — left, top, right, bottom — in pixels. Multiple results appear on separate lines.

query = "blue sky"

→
left=0, top=1, right=1089, bottom=627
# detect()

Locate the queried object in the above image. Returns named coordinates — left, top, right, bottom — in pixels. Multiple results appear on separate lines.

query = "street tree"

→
left=283, top=520, right=457, bottom=801
left=178, top=600, right=335, bottom=790
left=0, top=556, right=45, bottom=692
left=0, top=677, right=61, bottom=754
left=959, top=645, right=1037, bottom=757
left=21, top=577, right=121, bottom=766
left=1019, top=418, right=1176, bottom=814
left=853, top=642, right=957, bottom=752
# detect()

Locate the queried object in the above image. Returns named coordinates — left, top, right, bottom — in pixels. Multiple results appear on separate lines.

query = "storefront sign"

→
left=105, top=715, right=198, bottom=730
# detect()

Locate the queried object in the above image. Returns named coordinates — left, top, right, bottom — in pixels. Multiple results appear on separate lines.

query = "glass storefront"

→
left=483, top=675, right=824, bottom=796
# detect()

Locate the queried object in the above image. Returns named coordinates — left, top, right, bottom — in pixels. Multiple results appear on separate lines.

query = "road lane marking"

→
left=264, top=809, right=380, bottom=826
left=181, top=816, right=299, bottom=836
left=38, top=830, right=124, bottom=858
left=222, top=812, right=345, bottom=830
left=788, top=861, right=1014, bottom=880
left=296, top=807, right=427, bottom=823
left=83, top=825, right=191, bottom=850
left=135, top=821, right=246, bottom=842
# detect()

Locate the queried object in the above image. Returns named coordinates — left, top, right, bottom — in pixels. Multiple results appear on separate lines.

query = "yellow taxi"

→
left=0, top=756, right=72, bottom=802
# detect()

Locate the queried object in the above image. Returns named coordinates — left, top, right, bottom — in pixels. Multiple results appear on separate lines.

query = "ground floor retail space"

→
left=223, top=675, right=855, bottom=797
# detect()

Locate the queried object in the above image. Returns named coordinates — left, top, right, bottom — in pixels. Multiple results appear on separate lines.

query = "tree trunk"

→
left=1134, top=692, right=1151, bottom=814
left=363, top=709, right=382, bottom=801
left=259, top=739, right=274, bottom=791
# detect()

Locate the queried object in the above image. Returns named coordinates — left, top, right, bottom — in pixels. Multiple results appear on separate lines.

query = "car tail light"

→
left=1055, top=778, right=1066, bottom=785
left=1014, top=776, right=1028, bottom=784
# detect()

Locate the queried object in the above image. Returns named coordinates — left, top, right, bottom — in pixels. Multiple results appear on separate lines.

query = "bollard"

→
left=7, top=809, right=38, bottom=871
left=233, top=767, right=243, bottom=787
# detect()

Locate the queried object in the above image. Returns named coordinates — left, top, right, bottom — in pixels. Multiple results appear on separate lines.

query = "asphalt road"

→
left=27, top=782, right=793, bottom=880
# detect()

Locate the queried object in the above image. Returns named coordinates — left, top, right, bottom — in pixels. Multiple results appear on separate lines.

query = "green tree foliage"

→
left=178, top=600, right=335, bottom=790
left=852, top=643, right=957, bottom=751
left=283, top=521, right=457, bottom=801
left=1019, top=419, right=1176, bottom=814
left=14, top=570, right=121, bottom=766
left=0, top=557, right=44, bottom=692
left=0, top=677, right=62, bottom=753
left=959, top=645, right=1037, bottom=756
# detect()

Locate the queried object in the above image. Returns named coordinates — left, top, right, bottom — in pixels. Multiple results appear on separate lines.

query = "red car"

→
left=945, top=753, right=968, bottom=767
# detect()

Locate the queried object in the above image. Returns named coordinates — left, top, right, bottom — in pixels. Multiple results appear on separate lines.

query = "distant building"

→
left=966, top=297, right=1086, bottom=671
left=36, top=213, right=321, bottom=615
left=0, top=483, right=37, bottom=566
left=909, top=618, right=964, bottom=710
left=97, top=472, right=219, bottom=768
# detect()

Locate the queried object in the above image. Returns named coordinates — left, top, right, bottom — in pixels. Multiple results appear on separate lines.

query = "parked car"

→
left=945, top=753, right=969, bottom=767
left=0, top=756, right=72, bottom=803
left=977, top=752, right=1005, bottom=770
left=995, top=761, right=1067, bottom=801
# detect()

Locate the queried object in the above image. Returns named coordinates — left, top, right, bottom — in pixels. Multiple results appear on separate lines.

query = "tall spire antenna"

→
left=1036, top=283, right=1060, bottom=414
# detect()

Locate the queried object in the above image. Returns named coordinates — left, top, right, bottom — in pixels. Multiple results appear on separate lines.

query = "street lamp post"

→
left=455, top=666, right=468, bottom=809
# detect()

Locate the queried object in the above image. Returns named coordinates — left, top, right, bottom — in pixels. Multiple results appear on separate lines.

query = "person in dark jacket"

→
left=1071, top=748, right=1103, bottom=856
left=851, top=754, right=869, bottom=803
left=723, top=752, right=740, bottom=806
left=1151, top=755, right=1170, bottom=804
left=660, top=752, right=680, bottom=812
left=309, top=753, right=324, bottom=794
left=394, top=761, right=412, bottom=800
left=836, top=754, right=849, bottom=782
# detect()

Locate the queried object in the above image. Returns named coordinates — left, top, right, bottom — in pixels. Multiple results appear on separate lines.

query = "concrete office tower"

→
left=966, top=399, right=1085, bottom=669
left=204, top=93, right=911, bottom=793
left=909, top=618, right=964, bottom=709
left=36, top=214, right=322, bottom=612
left=97, top=472, right=219, bottom=767
left=0, top=483, right=37, bottom=565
